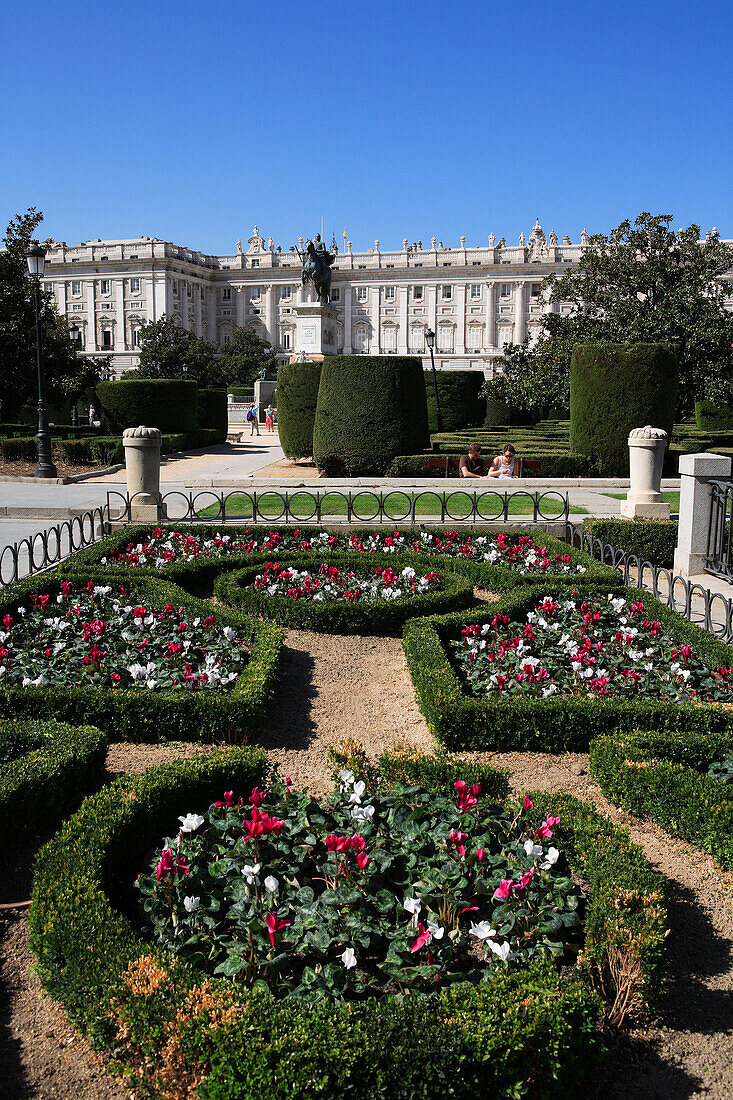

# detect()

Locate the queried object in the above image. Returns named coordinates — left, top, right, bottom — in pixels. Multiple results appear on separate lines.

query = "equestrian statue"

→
left=296, top=233, right=335, bottom=305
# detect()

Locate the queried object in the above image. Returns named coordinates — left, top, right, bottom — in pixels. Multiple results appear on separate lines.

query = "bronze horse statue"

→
left=296, top=234, right=335, bottom=305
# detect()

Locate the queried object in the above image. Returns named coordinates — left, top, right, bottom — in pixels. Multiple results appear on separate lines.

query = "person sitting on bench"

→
left=487, top=443, right=519, bottom=478
left=459, top=442, right=487, bottom=478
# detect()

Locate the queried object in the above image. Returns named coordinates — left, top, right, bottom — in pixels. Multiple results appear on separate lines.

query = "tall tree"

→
left=133, top=315, right=218, bottom=385
left=216, top=325, right=279, bottom=388
left=0, top=208, right=99, bottom=419
left=487, top=214, right=733, bottom=418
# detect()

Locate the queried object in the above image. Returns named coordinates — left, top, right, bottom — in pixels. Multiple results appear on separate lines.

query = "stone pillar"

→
left=343, top=285, right=352, bottom=353
left=485, top=281, right=497, bottom=348
left=265, top=285, right=275, bottom=344
left=235, top=286, right=245, bottom=327
left=398, top=286, right=408, bottom=353
left=115, top=279, right=125, bottom=349
left=123, top=426, right=167, bottom=522
left=456, top=284, right=466, bottom=356
left=514, top=281, right=526, bottom=343
left=673, top=451, right=733, bottom=577
left=621, top=426, right=671, bottom=519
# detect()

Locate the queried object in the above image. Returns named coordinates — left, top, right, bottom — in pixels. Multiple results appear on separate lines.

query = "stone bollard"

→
left=620, top=426, right=670, bottom=519
left=673, top=451, right=732, bottom=577
left=123, top=425, right=167, bottom=522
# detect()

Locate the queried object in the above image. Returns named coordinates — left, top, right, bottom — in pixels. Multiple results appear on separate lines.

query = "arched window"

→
left=467, top=324, right=482, bottom=351
left=410, top=325, right=425, bottom=352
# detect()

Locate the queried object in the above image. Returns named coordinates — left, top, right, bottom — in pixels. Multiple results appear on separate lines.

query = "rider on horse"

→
left=297, top=233, right=335, bottom=304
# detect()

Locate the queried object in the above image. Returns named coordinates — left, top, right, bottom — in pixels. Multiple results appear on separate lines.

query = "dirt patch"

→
left=250, top=457, right=322, bottom=479
left=464, top=749, right=733, bottom=1099
left=105, top=740, right=214, bottom=777
left=0, top=461, right=101, bottom=479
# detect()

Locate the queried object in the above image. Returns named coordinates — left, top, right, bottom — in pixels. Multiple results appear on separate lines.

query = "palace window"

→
left=251, top=259, right=259, bottom=267
left=438, top=326, right=454, bottom=351
left=281, top=331, right=291, bottom=349
left=71, top=281, right=82, bottom=296
left=251, top=287, right=261, bottom=300
left=501, top=284, right=511, bottom=297
left=384, top=287, right=395, bottom=301
left=441, top=285, right=452, bottom=300
left=131, top=328, right=141, bottom=348
left=531, top=283, right=542, bottom=298
left=100, top=280, right=111, bottom=295
left=222, top=332, right=232, bottom=345
left=187, top=283, right=192, bottom=297
left=412, top=285, right=423, bottom=300
left=130, top=278, right=140, bottom=294
left=354, top=324, right=369, bottom=352
left=471, top=284, right=481, bottom=298
left=101, top=330, right=113, bottom=349
left=331, top=288, right=340, bottom=301
left=410, top=325, right=424, bottom=352
left=383, top=325, right=397, bottom=351
left=357, top=287, right=368, bottom=302
left=281, top=286, right=291, bottom=299
left=467, top=325, right=482, bottom=350
left=222, top=288, right=231, bottom=301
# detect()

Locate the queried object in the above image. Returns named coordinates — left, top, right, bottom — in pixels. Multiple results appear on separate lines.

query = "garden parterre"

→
left=29, top=748, right=668, bottom=1098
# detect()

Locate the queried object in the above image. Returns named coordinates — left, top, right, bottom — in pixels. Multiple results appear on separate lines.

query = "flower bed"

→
left=29, top=749, right=666, bottom=1098
left=60, top=524, right=614, bottom=594
left=138, top=773, right=583, bottom=1002
left=214, top=554, right=475, bottom=634
left=453, top=593, right=733, bottom=704
left=403, top=583, right=733, bottom=751
left=0, top=572, right=284, bottom=743
left=589, top=729, right=733, bottom=870
left=0, top=718, right=107, bottom=846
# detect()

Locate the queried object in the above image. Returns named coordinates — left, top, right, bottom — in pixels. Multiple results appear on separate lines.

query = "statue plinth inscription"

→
left=293, top=301, right=339, bottom=360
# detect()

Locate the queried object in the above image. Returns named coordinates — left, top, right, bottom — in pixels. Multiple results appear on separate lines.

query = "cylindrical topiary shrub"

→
left=482, top=381, right=511, bottom=427
left=569, top=344, right=678, bottom=475
left=425, top=370, right=486, bottom=432
left=197, top=388, right=228, bottom=442
left=313, top=356, right=429, bottom=476
left=96, top=380, right=198, bottom=435
left=276, top=361, right=322, bottom=460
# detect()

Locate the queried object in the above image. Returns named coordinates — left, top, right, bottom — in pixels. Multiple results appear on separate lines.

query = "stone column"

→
left=485, top=281, right=497, bottom=349
left=398, top=286, right=408, bottom=353
left=115, top=280, right=125, bottom=349
left=427, top=284, right=437, bottom=337
left=621, top=426, right=670, bottom=518
left=343, top=285, right=352, bottom=353
left=235, top=286, right=245, bottom=328
left=455, top=284, right=466, bottom=356
left=673, top=451, right=733, bottom=577
left=371, top=287, right=380, bottom=352
left=514, top=281, right=526, bottom=344
left=265, top=284, right=275, bottom=344
left=86, top=281, right=96, bottom=351
left=123, top=426, right=167, bottom=522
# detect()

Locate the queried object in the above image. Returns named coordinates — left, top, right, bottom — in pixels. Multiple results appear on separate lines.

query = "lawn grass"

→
left=196, top=490, right=587, bottom=520
left=602, top=491, right=680, bottom=512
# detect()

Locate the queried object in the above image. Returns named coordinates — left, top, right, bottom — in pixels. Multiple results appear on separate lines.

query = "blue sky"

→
left=2, top=0, right=732, bottom=253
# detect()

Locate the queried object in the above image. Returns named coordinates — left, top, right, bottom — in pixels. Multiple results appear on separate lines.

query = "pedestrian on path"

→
left=246, top=404, right=260, bottom=436
left=265, top=405, right=275, bottom=432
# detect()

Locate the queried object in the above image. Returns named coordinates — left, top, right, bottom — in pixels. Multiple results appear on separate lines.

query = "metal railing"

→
left=706, top=477, right=733, bottom=582
left=107, top=488, right=570, bottom=526
left=0, top=506, right=110, bottom=589
left=566, top=521, right=733, bottom=643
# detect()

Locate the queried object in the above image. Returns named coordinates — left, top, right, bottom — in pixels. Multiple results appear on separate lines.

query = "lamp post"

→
left=25, top=241, right=57, bottom=478
left=424, top=328, right=444, bottom=433
left=69, top=323, right=80, bottom=425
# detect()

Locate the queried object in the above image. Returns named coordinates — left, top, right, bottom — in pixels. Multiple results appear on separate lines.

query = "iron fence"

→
left=706, top=477, right=733, bottom=583
left=566, top=521, right=733, bottom=643
left=0, top=505, right=110, bottom=589
left=107, top=487, right=570, bottom=526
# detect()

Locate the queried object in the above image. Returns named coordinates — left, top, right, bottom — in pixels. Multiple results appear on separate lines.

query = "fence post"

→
left=673, top=452, right=732, bottom=578
left=123, top=426, right=167, bottom=522
left=620, top=426, right=670, bottom=519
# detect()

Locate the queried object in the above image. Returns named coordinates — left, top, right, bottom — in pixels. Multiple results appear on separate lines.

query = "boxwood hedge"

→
left=403, top=582, right=733, bottom=751
left=96, top=379, right=198, bottom=435
left=58, top=524, right=616, bottom=597
left=583, top=517, right=678, bottom=568
left=28, top=749, right=667, bottom=1097
left=589, top=729, right=733, bottom=870
left=276, top=360, right=322, bottom=460
left=0, top=718, right=107, bottom=846
left=0, top=571, right=284, bottom=744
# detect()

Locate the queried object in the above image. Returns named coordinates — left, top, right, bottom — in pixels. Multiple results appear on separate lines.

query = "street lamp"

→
left=25, top=241, right=57, bottom=477
left=424, top=328, right=444, bottom=433
left=69, top=323, right=80, bottom=425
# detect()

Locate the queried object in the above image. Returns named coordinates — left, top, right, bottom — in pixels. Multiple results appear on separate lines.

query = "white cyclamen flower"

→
left=351, top=804, right=375, bottom=822
left=178, top=813, right=205, bottom=833
left=524, top=840, right=543, bottom=859
left=183, top=896, right=200, bottom=913
left=242, top=863, right=261, bottom=885
left=339, top=769, right=355, bottom=787
left=403, top=897, right=422, bottom=918
left=264, top=875, right=279, bottom=893
left=341, top=946, right=357, bottom=969
left=541, top=847, right=560, bottom=870
left=489, top=940, right=512, bottom=962
left=349, top=780, right=366, bottom=805
left=469, top=920, right=496, bottom=941
left=427, top=920, right=445, bottom=940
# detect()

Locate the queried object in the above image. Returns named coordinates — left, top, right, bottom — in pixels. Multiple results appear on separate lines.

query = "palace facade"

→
left=40, top=221, right=730, bottom=378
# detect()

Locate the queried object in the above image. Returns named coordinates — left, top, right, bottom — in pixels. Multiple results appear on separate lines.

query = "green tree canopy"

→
left=0, top=209, right=101, bottom=419
left=216, top=325, right=279, bottom=388
left=485, top=213, right=733, bottom=418
left=133, top=315, right=218, bottom=385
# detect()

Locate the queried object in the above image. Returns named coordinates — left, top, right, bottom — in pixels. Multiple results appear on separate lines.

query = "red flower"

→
left=265, top=911, right=291, bottom=947
left=249, top=787, right=266, bottom=807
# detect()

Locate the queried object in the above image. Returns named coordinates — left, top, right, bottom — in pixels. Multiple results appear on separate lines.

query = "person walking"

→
left=88, top=403, right=97, bottom=426
left=265, top=404, right=275, bottom=432
left=246, top=403, right=260, bottom=436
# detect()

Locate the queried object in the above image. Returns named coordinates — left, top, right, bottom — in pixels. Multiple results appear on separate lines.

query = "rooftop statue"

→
left=296, top=233, right=335, bottom=305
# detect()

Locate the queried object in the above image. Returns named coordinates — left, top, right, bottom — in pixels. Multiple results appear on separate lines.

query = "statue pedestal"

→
left=293, top=303, right=339, bottom=361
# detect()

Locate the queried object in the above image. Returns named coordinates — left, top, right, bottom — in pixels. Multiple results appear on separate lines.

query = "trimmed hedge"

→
left=424, top=370, right=486, bottom=432
left=214, top=554, right=475, bottom=635
left=197, top=388, right=229, bottom=442
left=387, top=452, right=602, bottom=478
left=589, top=730, right=733, bottom=870
left=313, top=356, right=429, bottom=476
left=583, top=517, right=679, bottom=568
left=61, top=525, right=616, bottom=597
left=29, top=750, right=669, bottom=1096
left=403, top=582, right=733, bottom=751
left=276, top=360, right=322, bottom=460
left=569, top=344, right=679, bottom=475
left=96, top=379, right=198, bottom=435
left=0, top=719, right=108, bottom=846
left=695, top=399, right=733, bottom=432
left=0, top=571, right=284, bottom=743
left=0, top=431, right=223, bottom=468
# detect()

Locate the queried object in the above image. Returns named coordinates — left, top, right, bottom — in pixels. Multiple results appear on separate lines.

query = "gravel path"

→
left=466, top=750, right=733, bottom=1099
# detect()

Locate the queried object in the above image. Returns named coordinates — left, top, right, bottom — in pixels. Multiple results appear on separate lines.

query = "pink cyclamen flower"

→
left=356, top=851, right=370, bottom=871
left=534, top=814, right=560, bottom=840
left=411, top=922, right=431, bottom=954
left=516, top=868, right=535, bottom=892
left=476, top=848, right=485, bottom=862
left=449, top=828, right=468, bottom=856
left=264, top=912, right=291, bottom=947
left=214, top=790, right=235, bottom=808
left=523, top=795, right=534, bottom=812
left=493, top=879, right=515, bottom=900
left=249, top=787, right=266, bottom=807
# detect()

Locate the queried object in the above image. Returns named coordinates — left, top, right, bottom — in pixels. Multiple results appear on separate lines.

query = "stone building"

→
left=40, top=221, right=729, bottom=378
